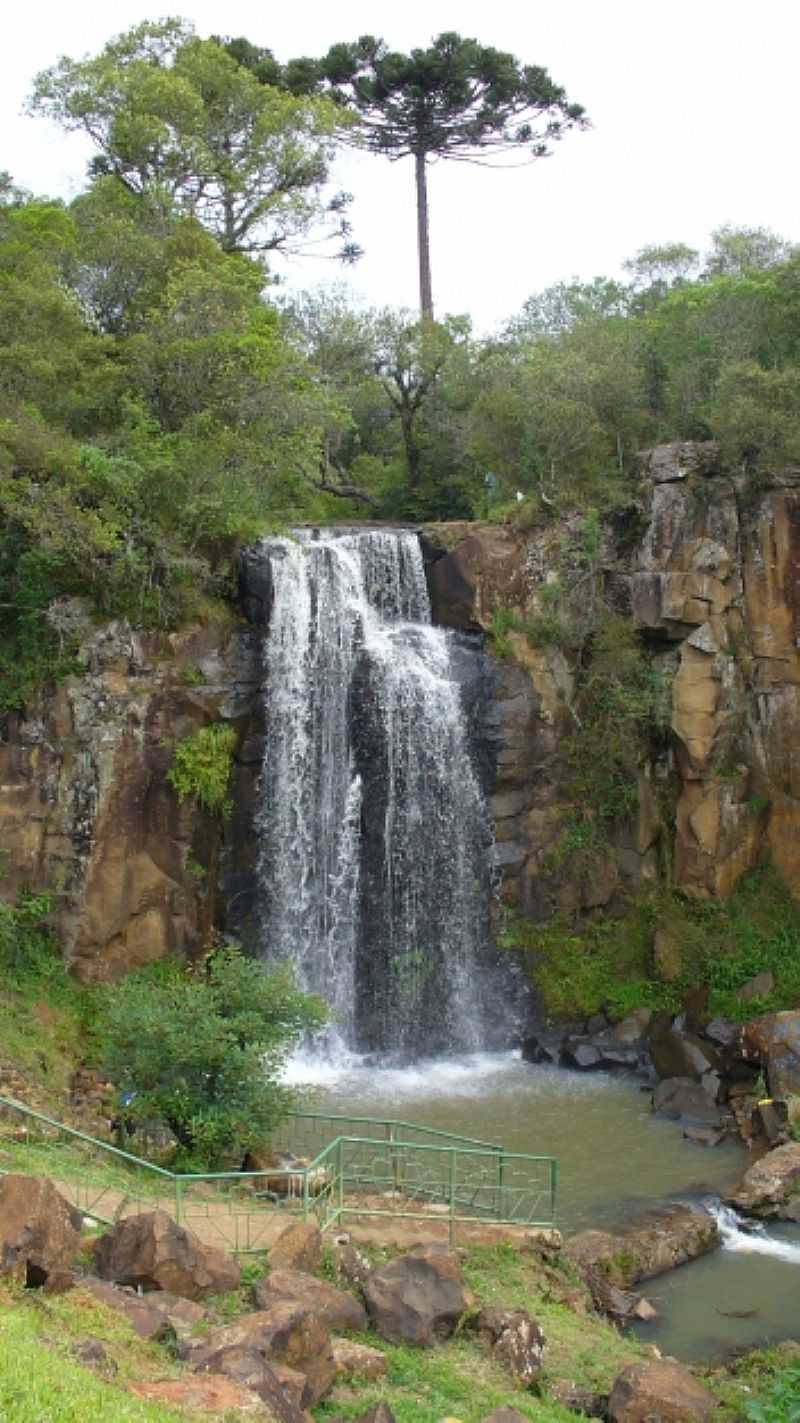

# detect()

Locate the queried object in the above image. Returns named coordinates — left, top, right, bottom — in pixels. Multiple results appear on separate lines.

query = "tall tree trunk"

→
left=400, top=405, right=421, bottom=489
left=415, top=151, right=434, bottom=321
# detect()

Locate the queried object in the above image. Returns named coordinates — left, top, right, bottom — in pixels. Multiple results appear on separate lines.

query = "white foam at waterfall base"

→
left=282, top=1047, right=620, bottom=1104
left=706, top=1199, right=800, bottom=1264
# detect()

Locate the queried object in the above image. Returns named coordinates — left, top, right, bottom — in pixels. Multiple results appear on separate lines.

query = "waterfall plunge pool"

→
left=291, top=1049, right=800, bottom=1362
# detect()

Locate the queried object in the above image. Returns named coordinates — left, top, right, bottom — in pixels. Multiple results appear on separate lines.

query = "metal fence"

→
left=0, top=1094, right=556, bottom=1250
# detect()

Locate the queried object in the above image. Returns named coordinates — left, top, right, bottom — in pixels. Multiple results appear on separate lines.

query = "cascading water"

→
left=253, top=528, right=496, bottom=1061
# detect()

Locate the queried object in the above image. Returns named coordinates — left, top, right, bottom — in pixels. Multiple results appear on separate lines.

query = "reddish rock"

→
left=92, top=1210, right=240, bottom=1299
left=181, top=1301, right=335, bottom=1405
left=253, top=1267, right=366, bottom=1332
left=608, top=1360, right=717, bottom=1421
left=131, top=1374, right=275, bottom=1417
left=728, top=1142, right=800, bottom=1219
left=0, top=1175, right=82, bottom=1285
left=268, top=1221, right=322, bottom=1274
left=331, top=1337, right=388, bottom=1380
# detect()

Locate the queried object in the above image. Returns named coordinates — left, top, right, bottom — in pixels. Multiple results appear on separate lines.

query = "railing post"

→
left=389, top=1121, right=401, bottom=1195
left=337, top=1138, right=344, bottom=1226
left=174, top=1176, right=182, bottom=1227
left=303, top=1164, right=310, bottom=1223
left=551, top=1158, right=558, bottom=1223
left=448, top=1149, right=456, bottom=1246
left=497, top=1150, right=505, bottom=1222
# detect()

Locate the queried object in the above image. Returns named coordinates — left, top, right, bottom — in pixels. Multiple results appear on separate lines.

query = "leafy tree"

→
left=229, top=31, right=586, bottom=317
left=703, top=223, right=796, bottom=278
left=623, top=242, right=700, bottom=297
left=97, top=947, right=326, bottom=1169
left=29, top=19, right=355, bottom=259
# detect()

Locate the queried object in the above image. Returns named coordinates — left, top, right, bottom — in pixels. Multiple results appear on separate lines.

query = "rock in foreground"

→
left=363, top=1246, right=469, bottom=1346
left=93, top=1210, right=241, bottom=1299
left=0, top=1174, right=82, bottom=1285
left=565, top=1207, right=719, bottom=1292
left=728, top=1142, right=800, bottom=1219
left=609, top=1360, right=717, bottom=1421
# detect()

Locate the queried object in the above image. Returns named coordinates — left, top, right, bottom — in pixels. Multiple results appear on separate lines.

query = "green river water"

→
left=294, top=1050, right=800, bottom=1361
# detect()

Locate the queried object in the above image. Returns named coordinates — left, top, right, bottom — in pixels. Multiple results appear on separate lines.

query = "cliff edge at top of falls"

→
left=4, top=439, right=800, bottom=981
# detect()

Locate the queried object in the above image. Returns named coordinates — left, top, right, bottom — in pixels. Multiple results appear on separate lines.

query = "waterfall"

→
left=253, top=528, right=494, bottom=1060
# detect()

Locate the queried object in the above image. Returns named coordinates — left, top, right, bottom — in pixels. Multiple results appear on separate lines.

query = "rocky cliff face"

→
left=423, top=442, right=800, bottom=917
left=0, top=618, right=261, bottom=981
left=3, top=442, right=800, bottom=980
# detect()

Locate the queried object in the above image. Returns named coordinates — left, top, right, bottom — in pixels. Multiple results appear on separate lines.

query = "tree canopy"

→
left=227, top=31, right=587, bottom=317
left=29, top=19, right=357, bottom=258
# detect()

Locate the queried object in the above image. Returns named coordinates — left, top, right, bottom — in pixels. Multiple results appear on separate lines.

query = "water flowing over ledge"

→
left=253, top=528, right=498, bottom=1061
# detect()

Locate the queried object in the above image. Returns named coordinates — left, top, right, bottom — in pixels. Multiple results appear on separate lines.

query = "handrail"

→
left=0, top=1092, right=558, bottom=1240
left=284, top=1109, right=501, bottom=1152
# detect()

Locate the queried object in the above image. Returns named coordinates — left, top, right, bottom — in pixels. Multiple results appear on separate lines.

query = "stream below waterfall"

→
left=289, top=1050, right=800, bottom=1362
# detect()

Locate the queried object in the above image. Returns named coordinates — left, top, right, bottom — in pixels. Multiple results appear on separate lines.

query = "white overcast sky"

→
left=3, top=0, right=799, bottom=331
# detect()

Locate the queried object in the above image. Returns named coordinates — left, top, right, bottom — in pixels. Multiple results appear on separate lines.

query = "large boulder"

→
left=653, top=1078, right=724, bottom=1127
left=363, top=1246, right=469, bottom=1347
left=92, top=1210, right=240, bottom=1299
left=650, top=1028, right=720, bottom=1082
left=253, top=1268, right=367, bottom=1332
left=0, top=1174, right=82, bottom=1285
left=742, top=1012, right=800, bottom=1096
left=565, top=1207, right=719, bottom=1292
left=608, top=1360, right=717, bottom=1422
left=727, top=1142, right=800, bottom=1219
left=477, top=1307, right=545, bottom=1387
left=180, top=1302, right=335, bottom=1406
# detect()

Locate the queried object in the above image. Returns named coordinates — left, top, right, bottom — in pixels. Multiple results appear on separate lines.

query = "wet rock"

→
left=606, top=1009, right=653, bottom=1045
left=180, top=1302, right=335, bottom=1406
left=608, top=1359, right=716, bottom=1421
left=728, top=1141, right=800, bottom=1219
left=521, top=1030, right=563, bottom=1066
left=565, top=1207, right=719, bottom=1292
left=683, top=1124, right=727, bottom=1147
left=652, top=1078, right=723, bottom=1127
left=742, top=1012, right=800, bottom=1096
left=268, top=1221, right=322, bottom=1274
left=563, top=1039, right=604, bottom=1070
left=93, top=1210, right=240, bottom=1299
left=331, top=1337, right=388, bottom=1380
left=650, top=1028, right=720, bottom=1082
left=586, top=1013, right=609, bottom=1036
left=363, top=1247, right=468, bottom=1347
left=477, top=1307, right=545, bottom=1388
left=597, top=1284, right=658, bottom=1321
left=756, top=1098, right=789, bottom=1146
left=253, top=1268, right=367, bottom=1332
left=0, top=1175, right=82, bottom=1285
left=705, top=1017, right=739, bottom=1048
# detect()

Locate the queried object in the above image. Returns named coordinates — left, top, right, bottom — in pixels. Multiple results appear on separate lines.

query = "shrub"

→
left=167, top=723, right=236, bottom=816
left=96, top=947, right=327, bottom=1169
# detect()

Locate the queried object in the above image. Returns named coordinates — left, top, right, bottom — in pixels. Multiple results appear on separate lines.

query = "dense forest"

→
left=3, top=18, right=800, bottom=713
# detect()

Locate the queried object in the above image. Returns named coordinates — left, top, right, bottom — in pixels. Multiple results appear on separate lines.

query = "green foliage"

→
left=743, top=1363, right=800, bottom=1423
left=167, top=723, right=237, bottom=816
left=0, top=891, right=58, bottom=979
left=503, top=859, right=800, bottom=1023
left=96, top=946, right=326, bottom=1169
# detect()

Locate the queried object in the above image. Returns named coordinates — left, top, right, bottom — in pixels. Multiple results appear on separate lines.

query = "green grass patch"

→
left=0, top=1287, right=189, bottom=1422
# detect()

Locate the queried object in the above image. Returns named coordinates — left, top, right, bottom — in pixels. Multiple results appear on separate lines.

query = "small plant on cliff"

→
left=167, top=723, right=236, bottom=817
left=96, top=947, right=327, bottom=1170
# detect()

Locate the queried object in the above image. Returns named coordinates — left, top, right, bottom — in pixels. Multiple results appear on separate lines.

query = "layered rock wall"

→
left=424, top=443, right=800, bottom=915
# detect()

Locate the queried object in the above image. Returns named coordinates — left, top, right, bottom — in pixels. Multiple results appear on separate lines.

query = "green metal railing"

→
left=0, top=1094, right=557, bottom=1249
